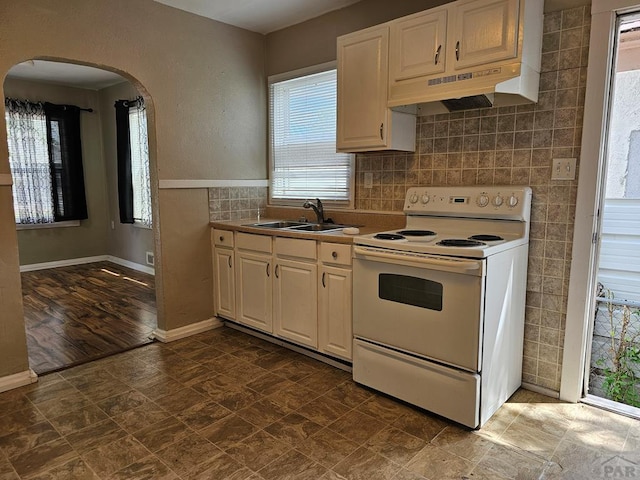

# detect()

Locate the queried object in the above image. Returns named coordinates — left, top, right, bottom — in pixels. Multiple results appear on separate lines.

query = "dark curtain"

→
left=115, top=100, right=134, bottom=224
left=43, top=103, right=88, bottom=221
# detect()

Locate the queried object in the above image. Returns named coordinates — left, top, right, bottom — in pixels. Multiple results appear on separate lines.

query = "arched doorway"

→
left=3, top=58, right=161, bottom=374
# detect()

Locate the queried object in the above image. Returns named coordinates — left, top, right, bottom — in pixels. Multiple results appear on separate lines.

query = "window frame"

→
left=268, top=61, right=355, bottom=209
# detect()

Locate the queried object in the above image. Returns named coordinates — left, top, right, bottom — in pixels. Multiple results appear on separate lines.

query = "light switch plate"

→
left=551, top=158, right=576, bottom=180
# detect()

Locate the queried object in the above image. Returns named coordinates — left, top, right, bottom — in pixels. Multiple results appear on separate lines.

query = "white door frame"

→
left=560, top=0, right=640, bottom=402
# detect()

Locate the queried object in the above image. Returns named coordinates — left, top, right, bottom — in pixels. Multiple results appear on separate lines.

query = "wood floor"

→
left=21, top=261, right=156, bottom=375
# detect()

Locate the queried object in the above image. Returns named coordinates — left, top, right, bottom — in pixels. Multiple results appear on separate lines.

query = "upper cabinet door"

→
left=389, top=9, right=448, bottom=83
left=452, top=0, right=520, bottom=70
left=337, top=26, right=389, bottom=150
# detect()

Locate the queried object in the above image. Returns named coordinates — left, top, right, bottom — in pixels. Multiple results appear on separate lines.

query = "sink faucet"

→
left=303, top=198, right=326, bottom=224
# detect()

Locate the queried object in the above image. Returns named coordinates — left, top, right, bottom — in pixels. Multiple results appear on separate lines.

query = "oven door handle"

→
left=353, top=246, right=483, bottom=273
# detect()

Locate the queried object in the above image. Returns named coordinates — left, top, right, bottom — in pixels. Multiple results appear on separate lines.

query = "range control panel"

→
left=403, top=186, right=532, bottom=221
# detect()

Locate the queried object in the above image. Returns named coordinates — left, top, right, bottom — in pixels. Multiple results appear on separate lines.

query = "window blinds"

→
left=270, top=69, right=353, bottom=203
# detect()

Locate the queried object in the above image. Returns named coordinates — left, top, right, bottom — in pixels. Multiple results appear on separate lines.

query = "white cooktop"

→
left=354, top=186, right=532, bottom=259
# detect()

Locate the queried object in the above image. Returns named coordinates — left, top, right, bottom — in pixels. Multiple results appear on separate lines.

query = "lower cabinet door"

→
left=214, top=247, right=235, bottom=319
left=235, top=251, right=272, bottom=333
left=319, top=265, right=352, bottom=360
left=274, top=258, right=318, bottom=348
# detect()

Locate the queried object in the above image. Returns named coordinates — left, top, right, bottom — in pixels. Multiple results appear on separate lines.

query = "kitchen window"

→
left=269, top=64, right=354, bottom=206
left=4, top=98, right=88, bottom=226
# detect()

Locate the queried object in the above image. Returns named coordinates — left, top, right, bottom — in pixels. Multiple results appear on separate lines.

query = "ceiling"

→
left=5, top=60, right=125, bottom=90
left=153, top=0, right=362, bottom=34
left=154, top=0, right=590, bottom=33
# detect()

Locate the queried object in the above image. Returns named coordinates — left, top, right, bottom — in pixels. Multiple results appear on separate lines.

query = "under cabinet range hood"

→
left=388, top=0, right=544, bottom=115
left=412, top=60, right=542, bottom=115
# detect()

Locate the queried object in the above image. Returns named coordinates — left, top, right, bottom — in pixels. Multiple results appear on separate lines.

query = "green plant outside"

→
left=596, top=289, right=640, bottom=408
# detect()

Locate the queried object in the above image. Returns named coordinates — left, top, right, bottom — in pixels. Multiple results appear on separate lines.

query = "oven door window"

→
left=379, top=274, right=443, bottom=311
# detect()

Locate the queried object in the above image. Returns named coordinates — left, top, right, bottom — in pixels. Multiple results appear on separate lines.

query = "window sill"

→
left=17, top=220, right=80, bottom=230
left=132, top=221, right=152, bottom=230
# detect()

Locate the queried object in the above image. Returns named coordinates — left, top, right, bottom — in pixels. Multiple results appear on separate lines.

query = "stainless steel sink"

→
left=290, top=223, right=347, bottom=232
left=244, top=220, right=351, bottom=233
left=246, top=221, right=308, bottom=229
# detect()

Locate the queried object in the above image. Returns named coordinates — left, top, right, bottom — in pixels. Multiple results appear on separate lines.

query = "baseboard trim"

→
left=106, top=256, right=154, bottom=276
left=0, top=369, right=38, bottom=393
left=224, top=320, right=352, bottom=373
left=20, top=255, right=154, bottom=275
left=521, top=382, right=561, bottom=399
left=152, top=317, right=222, bottom=343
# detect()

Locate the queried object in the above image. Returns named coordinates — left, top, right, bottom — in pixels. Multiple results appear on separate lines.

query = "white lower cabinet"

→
left=212, top=229, right=353, bottom=361
left=212, top=229, right=236, bottom=320
left=273, top=237, right=318, bottom=348
left=319, top=265, right=352, bottom=360
left=318, top=243, right=353, bottom=360
left=235, top=233, right=273, bottom=333
left=274, top=257, right=318, bottom=348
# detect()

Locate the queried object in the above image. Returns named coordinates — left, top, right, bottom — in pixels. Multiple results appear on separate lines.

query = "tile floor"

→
left=0, top=327, right=638, bottom=480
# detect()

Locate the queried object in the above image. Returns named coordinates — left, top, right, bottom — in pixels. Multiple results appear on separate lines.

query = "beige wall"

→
left=266, top=0, right=448, bottom=77
left=3, top=77, right=110, bottom=265
left=99, top=81, right=154, bottom=266
left=0, top=0, right=266, bottom=378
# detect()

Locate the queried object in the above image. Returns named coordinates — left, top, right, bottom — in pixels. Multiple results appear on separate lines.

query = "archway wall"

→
left=0, top=0, right=267, bottom=377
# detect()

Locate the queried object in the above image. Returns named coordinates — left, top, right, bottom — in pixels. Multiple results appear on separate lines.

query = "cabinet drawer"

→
left=275, top=237, right=316, bottom=260
left=213, top=229, right=234, bottom=248
left=320, top=243, right=352, bottom=266
left=237, top=232, right=272, bottom=253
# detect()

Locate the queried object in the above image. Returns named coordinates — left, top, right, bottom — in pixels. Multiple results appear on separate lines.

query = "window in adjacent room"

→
left=269, top=65, right=354, bottom=206
left=115, top=97, right=151, bottom=227
left=4, top=98, right=88, bottom=225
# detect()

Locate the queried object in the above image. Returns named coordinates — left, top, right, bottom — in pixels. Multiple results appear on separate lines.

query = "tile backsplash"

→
left=353, top=6, right=590, bottom=392
left=208, top=187, right=267, bottom=221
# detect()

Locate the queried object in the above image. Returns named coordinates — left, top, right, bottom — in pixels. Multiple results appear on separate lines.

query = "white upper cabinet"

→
left=337, top=25, right=416, bottom=152
left=337, top=25, right=390, bottom=151
left=387, top=0, right=541, bottom=108
left=389, top=8, right=448, bottom=83
left=452, top=0, right=519, bottom=70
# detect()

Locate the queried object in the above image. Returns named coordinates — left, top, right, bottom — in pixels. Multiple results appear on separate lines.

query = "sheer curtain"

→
left=129, top=98, right=151, bottom=227
left=4, top=98, right=55, bottom=224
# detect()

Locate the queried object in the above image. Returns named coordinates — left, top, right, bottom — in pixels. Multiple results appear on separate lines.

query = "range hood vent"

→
left=441, top=94, right=494, bottom=112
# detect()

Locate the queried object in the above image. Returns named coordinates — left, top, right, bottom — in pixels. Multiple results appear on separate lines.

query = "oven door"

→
left=353, top=246, right=486, bottom=372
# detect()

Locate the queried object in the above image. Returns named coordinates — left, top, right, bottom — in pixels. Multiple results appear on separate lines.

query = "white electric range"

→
left=352, top=185, right=532, bottom=428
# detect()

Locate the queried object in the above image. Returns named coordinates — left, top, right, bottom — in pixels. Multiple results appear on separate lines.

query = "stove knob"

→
left=508, top=195, right=519, bottom=207
left=492, top=194, right=504, bottom=207
left=409, top=193, right=419, bottom=204
left=421, top=194, right=430, bottom=204
left=476, top=194, right=490, bottom=207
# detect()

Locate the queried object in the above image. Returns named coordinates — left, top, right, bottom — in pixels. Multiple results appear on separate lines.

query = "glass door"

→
left=586, top=12, right=640, bottom=413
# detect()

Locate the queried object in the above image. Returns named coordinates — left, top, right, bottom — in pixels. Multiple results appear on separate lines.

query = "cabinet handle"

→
left=332, top=251, right=338, bottom=259
left=322, top=272, right=326, bottom=288
left=228, top=257, right=232, bottom=268
left=219, top=235, right=224, bottom=242
left=379, top=123, right=383, bottom=140
left=455, top=41, right=460, bottom=61
left=275, top=264, right=279, bottom=278
left=434, top=44, right=442, bottom=65
left=266, top=263, right=270, bottom=277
